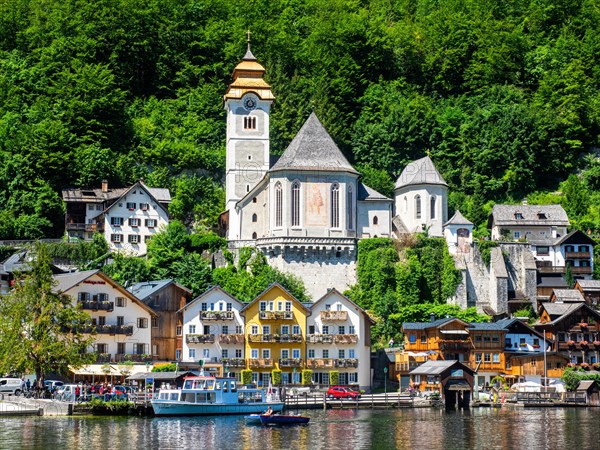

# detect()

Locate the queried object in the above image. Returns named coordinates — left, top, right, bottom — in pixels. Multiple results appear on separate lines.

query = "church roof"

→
left=270, top=113, right=358, bottom=174
left=443, top=210, right=473, bottom=227
left=224, top=44, right=275, bottom=101
left=357, top=183, right=392, bottom=202
left=394, top=156, right=447, bottom=190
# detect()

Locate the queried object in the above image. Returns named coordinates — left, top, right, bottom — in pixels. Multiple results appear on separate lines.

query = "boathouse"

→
left=410, top=360, right=474, bottom=408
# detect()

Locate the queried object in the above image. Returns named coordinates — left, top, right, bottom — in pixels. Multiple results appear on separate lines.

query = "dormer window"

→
left=514, top=212, right=524, bottom=219
left=538, top=213, right=547, bottom=219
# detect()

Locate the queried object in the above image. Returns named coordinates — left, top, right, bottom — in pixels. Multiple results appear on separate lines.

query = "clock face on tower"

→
left=243, top=95, right=257, bottom=111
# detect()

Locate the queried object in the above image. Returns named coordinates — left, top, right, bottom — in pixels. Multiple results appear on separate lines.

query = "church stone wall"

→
left=265, top=247, right=357, bottom=301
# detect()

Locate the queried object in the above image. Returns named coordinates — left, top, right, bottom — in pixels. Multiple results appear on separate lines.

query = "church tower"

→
left=223, top=36, right=275, bottom=240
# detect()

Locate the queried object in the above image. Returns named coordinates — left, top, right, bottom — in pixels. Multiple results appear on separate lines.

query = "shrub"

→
left=301, top=369, right=313, bottom=385
left=271, top=369, right=282, bottom=386
left=241, top=369, right=252, bottom=385
left=329, top=371, right=339, bottom=386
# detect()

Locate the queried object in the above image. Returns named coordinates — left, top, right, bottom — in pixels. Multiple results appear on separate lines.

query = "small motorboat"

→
left=244, top=414, right=262, bottom=425
left=259, top=413, right=310, bottom=425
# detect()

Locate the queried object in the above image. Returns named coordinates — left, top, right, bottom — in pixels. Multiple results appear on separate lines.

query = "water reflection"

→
left=1, top=407, right=599, bottom=449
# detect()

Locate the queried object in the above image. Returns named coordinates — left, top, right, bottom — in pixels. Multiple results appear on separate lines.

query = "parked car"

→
left=43, top=380, right=64, bottom=393
left=326, top=386, right=361, bottom=400
left=0, top=378, right=24, bottom=396
left=55, top=384, right=79, bottom=402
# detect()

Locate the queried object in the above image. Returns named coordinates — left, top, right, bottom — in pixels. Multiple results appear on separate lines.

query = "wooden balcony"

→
left=395, top=362, right=423, bottom=373
left=66, top=222, right=103, bottom=232
left=335, top=358, right=358, bottom=368
left=279, top=358, right=303, bottom=368
left=81, top=324, right=133, bottom=335
left=221, top=358, right=246, bottom=368
left=114, top=353, right=153, bottom=363
left=558, top=341, right=600, bottom=351
left=320, top=311, right=348, bottom=321
left=200, top=311, right=234, bottom=321
left=78, top=300, right=114, bottom=312
left=334, top=334, right=358, bottom=344
left=259, top=311, right=294, bottom=320
left=439, top=340, right=471, bottom=351
left=248, top=334, right=302, bottom=343
left=186, top=334, right=215, bottom=344
left=249, top=358, right=273, bottom=369
left=572, top=267, right=593, bottom=275
left=565, top=252, right=591, bottom=259
left=219, top=334, right=244, bottom=345
left=306, top=358, right=335, bottom=369
left=307, top=334, right=334, bottom=344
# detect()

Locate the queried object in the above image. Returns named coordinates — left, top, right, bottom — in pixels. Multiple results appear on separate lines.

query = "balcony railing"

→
left=279, top=358, right=303, bottom=368
left=81, top=325, right=134, bottom=335
left=259, top=311, right=294, bottom=320
left=395, top=362, right=423, bottom=372
left=186, top=334, right=215, bottom=344
left=320, top=311, right=348, bottom=321
left=66, top=222, right=103, bottom=232
left=249, top=358, right=273, bottom=369
left=439, top=340, right=471, bottom=350
left=248, top=334, right=302, bottom=343
left=306, top=358, right=335, bottom=369
left=559, top=341, right=600, bottom=351
left=219, top=334, right=245, bottom=345
left=565, top=252, right=591, bottom=259
left=222, top=358, right=246, bottom=368
left=200, top=311, right=234, bottom=321
left=78, top=300, right=114, bottom=312
left=335, top=358, right=358, bottom=368
left=114, top=353, right=153, bottom=363
left=95, top=353, right=112, bottom=363
left=307, top=334, right=334, bottom=344
left=334, top=334, right=358, bottom=344
left=572, top=267, right=593, bottom=275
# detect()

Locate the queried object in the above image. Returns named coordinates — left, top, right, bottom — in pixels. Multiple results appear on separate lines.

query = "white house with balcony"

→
left=180, top=286, right=246, bottom=376
left=54, top=270, right=156, bottom=364
left=63, top=180, right=171, bottom=256
left=530, top=230, right=596, bottom=280
left=307, top=289, right=374, bottom=389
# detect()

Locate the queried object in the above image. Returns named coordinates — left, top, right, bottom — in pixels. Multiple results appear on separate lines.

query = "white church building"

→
left=221, top=44, right=450, bottom=300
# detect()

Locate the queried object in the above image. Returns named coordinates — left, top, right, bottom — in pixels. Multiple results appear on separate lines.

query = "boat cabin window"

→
left=223, top=382, right=228, bottom=392
left=184, top=380, right=193, bottom=389
left=170, top=393, right=179, bottom=401
left=230, top=381, right=237, bottom=392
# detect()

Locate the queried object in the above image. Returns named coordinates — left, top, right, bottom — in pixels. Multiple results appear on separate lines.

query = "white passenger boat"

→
left=151, top=375, right=285, bottom=416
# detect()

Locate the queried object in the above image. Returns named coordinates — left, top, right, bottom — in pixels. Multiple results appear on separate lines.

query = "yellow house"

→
left=241, top=283, right=311, bottom=385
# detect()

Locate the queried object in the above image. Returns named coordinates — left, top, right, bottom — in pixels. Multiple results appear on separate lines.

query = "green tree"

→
left=0, top=244, right=94, bottom=381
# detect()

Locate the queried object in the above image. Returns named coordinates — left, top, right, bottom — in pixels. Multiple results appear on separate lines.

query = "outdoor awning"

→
left=69, top=364, right=150, bottom=376
left=439, top=330, right=469, bottom=335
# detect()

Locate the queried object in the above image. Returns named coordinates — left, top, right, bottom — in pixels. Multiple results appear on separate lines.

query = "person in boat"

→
left=263, top=406, right=274, bottom=416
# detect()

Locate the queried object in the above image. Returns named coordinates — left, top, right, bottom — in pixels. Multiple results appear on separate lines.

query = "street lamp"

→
left=384, top=366, right=388, bottom=395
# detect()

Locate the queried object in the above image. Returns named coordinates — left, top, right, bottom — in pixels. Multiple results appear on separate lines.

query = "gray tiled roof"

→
left=468, top=319, right=515, bottom=331
left=62, top=181, right=171, bottom=204
left=552, top=289, right=585, bottom=302
left=489, top=204, right=569, bottom=227
left=537, top=276, right=568, bottom=288
left=577, top=280, right=600, bottom=291
left=443, top=210, right=473, bottom=227
left=402, top=318, right=455, bottom=330
left=270, top=113, right=358, bottom=174
left=53, top=270, right=100, bottom=293
left=357, top=183, right=392, bottom=202
left=395, top=156, right=447, bottom=189
left=128, top=279, right=191, bottom=301
left=540, top=302, right=581, bottom=318
left=409, top=360, right=470, bottom=375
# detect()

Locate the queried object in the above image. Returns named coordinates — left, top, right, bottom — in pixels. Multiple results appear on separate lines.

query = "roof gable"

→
left=270, top=113, right=358, bottom=174
left=311, top=288, right=375, bottom=324
left=443, top=210, right=473, bottom=227
left=395, top=156, right=447, bottom=190
left=241, top=282, right=311, bottom=314
left=105, top=181, right=170, bottom=216
left=128, top=279, right=192, bottom=302
left=180, top=285, right=244, bottom=313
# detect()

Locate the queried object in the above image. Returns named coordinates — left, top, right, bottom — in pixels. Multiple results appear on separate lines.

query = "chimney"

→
left=430, top=314, right=435, bottom=323
left=101, top=180, right=108, bottom=193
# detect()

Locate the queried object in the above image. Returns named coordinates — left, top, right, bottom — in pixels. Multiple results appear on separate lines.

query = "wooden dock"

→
left=285, top=392, right=419, bottom=410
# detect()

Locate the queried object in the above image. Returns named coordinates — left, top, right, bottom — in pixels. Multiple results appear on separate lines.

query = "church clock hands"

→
left=243, top=96, right=257, bottom=111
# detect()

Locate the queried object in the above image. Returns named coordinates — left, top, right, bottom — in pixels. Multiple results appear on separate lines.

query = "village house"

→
left=409, top=360, right=475, bottom=407
left=180, top=286, right=246, bottom=378
left=62, top=180, right=171, bottom=256
left=575, top=279, right=600, bottom=307
left=488, top=204, right=569, bottom=242
left=306, top=289, right=374, bottom=389
left=53, top=270, right=156, bottom=367
left=128, top=279, right=193, bottom=362
left=241, top=283, right=310, bottom=387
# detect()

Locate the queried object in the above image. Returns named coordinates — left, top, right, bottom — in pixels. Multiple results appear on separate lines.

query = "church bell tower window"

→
left=291, top=181, right=301, bottom=227
left=243, top=116, right=257, bottom=130
left=330, top=183, right=340, bottom=228
left=415, top=195, right=422, bottom=219
left=430, top=196, right=436, bottom=219
left=347, top=185, right=354, bottom=230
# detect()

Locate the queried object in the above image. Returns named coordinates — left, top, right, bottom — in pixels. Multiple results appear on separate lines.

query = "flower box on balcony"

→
left=532, top=345, right=540, bottom=349
left=567, top=340, right=576, bottom=347
left=593, top=341, right=600, bottom=347
left=519, top=343, right=528, bottom=347
left=580, top=340, right=590, bottom=348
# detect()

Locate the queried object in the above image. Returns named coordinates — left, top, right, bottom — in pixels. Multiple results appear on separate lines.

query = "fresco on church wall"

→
left=306, top=182, right=328, bottom=226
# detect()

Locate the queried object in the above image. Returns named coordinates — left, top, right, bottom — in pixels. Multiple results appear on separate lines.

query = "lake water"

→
left=0, top=407, right=597, bottom=449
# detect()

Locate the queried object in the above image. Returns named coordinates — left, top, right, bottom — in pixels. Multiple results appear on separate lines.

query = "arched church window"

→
left=252, top=213, right=257, bottom=223
left=252, top=232, right=257, bottom=239
left=291, top=181, right=301, bottom=227
left=430, top=196, right=436, bottom=219
left=415, top=195, right=421, bottom=219
left=373, top=216, right=378, bottom=225
left=275, top=182, right=283, bottom=227
left=403, top=196, right=408, bottom=214
left=331, top=183, right=340, bottom=228
left=347, top=185, right=354, bottom=230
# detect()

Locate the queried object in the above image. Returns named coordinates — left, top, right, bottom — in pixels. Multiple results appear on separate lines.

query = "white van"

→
left=55, top=384, right=79, bottom=402
left=0, top=378, right=23, bottom=396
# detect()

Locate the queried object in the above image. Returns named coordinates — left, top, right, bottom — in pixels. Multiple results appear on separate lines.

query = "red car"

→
left=326, top=386, right=361, bottom=400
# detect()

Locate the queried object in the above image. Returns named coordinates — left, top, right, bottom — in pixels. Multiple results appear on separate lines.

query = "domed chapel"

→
left=221, top=42, right=448, bottom=300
